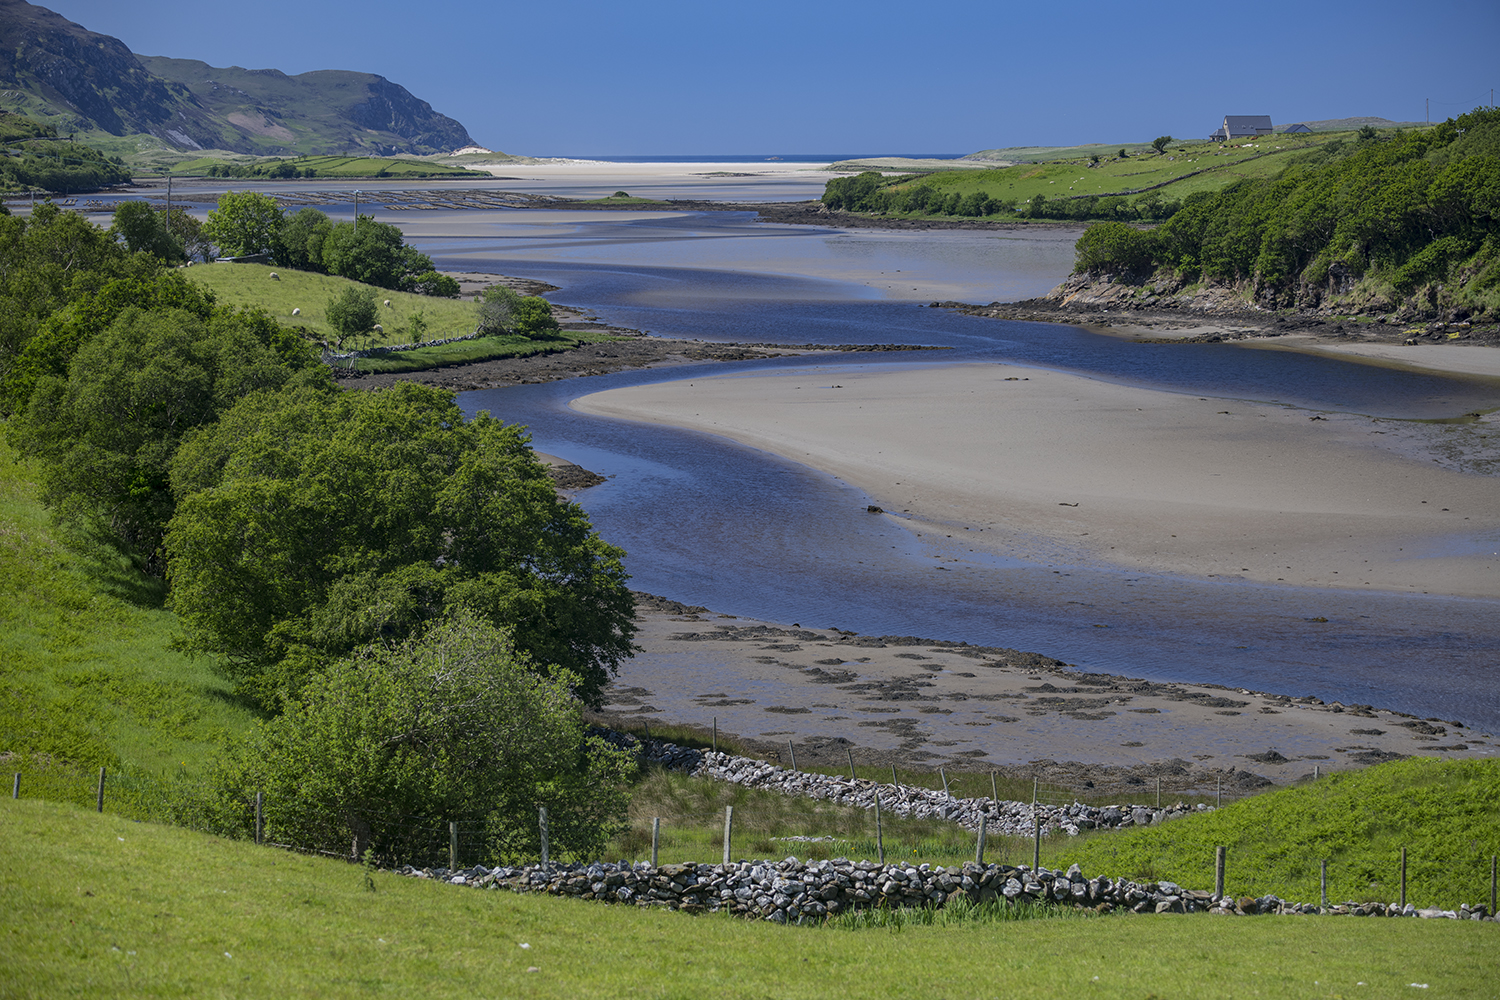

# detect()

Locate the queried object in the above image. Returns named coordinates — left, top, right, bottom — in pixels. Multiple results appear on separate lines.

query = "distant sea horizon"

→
left=531, top=153, right=969, bottom=163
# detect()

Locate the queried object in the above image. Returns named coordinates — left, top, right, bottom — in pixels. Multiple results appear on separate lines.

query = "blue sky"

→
left=44, top=0, right=1500, bottom=156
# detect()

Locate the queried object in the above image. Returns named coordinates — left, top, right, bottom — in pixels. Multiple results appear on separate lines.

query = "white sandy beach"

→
left=574, top=363, right=1500, bottom=599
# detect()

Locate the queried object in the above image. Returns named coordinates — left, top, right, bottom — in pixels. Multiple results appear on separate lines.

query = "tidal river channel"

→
left=383, top=206, right=1500, bottom=731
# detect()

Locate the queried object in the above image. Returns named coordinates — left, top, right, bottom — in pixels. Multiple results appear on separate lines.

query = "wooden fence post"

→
left=1399, top=846, right=1407, bottom=909
left=787, top=741, right=797, bottom=771
left=539, top=806, right=549, bottom=868
left=990, top=771, right=998, bottom=803
left=255, top=791, right=264, bottom=845
left=940, top=768, right=950, bottom=796
left=1216, top=777, right=1222, bottom=809
left=975, top=815, right=987, bottom=865
left=12, top=773, right=18, bottom=799
left=712, top=717, right=717, bottom=753
left=1491, top=856, right=1496, bottom=915
left=722, top=805, right=733, bottom=865
left=1155, top=776, right=1161, bottom=808
left=846, top=748, right=857, bottom=782
left=1320, top=859, right=1328, bottom=909
left=891, top=764, right=899, bottom=790
left=1215, top=845, right=1225, bottom=898
left=651, top=816, right=660, bottom=867
left=873, top=793, right=885, bottom=865
left=450, top=821, right=459, bottom=871
left=1033, top=813, right=1041, bottom=872
left=96, top=767, right=106, bottom=813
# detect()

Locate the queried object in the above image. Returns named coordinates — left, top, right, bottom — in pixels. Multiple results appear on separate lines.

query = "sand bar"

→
left=574, top=362, right=1500, bottom=599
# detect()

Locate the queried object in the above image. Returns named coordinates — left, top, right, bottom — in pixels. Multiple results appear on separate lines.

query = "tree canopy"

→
left=166, top=381, right=636, bottom=709
left=202, top=190, right=284, bottom=258
left=207, top=613, right=633, bottom=865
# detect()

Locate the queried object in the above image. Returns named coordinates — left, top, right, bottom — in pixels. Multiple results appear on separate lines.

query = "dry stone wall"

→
left=607, top=731, right=1205, bottom=837
left=396, top=858, right=1496, bottom=924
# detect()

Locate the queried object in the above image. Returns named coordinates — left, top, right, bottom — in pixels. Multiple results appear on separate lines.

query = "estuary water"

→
left=398, top=208, right=1500, bottom=730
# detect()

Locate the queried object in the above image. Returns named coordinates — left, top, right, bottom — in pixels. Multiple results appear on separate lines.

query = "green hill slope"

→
left=1063, top=758, right=1500, bottom=908
left=0, top=436, right=259, bottom=781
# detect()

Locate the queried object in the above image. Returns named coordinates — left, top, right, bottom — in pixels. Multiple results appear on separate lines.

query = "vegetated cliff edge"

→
left=0, top=0, right=472, bottom=155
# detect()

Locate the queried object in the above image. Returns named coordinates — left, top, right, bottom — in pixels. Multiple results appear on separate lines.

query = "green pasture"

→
left=183, top=262, right=479, bottom=347
left=896, top=135, right=1332, bottom=209
left=3, top=798, right=1494, bottom=1000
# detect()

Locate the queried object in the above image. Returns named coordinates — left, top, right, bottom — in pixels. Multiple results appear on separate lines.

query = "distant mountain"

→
left=0, top=0, right=474, bottom=156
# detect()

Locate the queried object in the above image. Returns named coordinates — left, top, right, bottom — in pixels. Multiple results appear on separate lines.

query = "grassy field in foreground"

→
left=3, top=799, right=1494, bottom=1000
left=183, top=263, right=479, bottom=347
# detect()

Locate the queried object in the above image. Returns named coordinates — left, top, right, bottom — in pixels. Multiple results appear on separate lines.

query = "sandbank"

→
left=573, top=363, right=1500, bottom=599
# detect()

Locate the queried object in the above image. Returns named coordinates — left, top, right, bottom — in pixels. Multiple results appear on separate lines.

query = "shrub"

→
left=1073, top=221, right=1159, bottom=275
left=206, top=613, right=634, bottom=866
left=325, top=286, right=378, bottom=343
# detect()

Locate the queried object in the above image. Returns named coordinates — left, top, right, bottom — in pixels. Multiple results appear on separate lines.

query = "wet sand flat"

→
left=573, top=362, right=1500, bottom=600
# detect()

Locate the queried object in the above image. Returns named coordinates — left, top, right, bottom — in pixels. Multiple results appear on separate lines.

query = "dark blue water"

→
left=433, top=251, right=1500, bottom=730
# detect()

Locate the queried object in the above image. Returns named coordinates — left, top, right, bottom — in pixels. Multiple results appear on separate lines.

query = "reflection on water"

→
left=411, top=209, right=1500, bottom=728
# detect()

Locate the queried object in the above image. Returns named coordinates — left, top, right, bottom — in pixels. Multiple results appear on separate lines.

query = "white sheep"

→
left=269, top=272, right=280, bottom=280
left=373, top=324, right=383, bottom=333
left=291, top=307, right=301, bottom=316
left=383, top=299, right=392, bottom=307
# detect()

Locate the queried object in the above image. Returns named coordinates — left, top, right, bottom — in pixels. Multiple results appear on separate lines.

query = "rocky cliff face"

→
left=0, top=0, right=474, bottom=155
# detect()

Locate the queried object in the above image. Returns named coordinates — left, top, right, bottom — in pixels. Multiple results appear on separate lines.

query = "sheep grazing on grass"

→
left=384, top=299, right=392, bottom=307
left=373, top=324, right=383, bottom=333
left=269, top=272, right=280, bottom=280
left=291, top=308, right=301, bottom=316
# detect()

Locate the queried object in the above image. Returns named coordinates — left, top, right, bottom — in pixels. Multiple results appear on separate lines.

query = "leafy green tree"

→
left=1152, top=135, right=1174, bottom=156
left=324, top=286, right=379, bottom=345
left=165, top=381, right=636, bottom=709
left=477, top=284, right=522, bottom=334
left=513, top=295, right=561, bottom=338
left=110, top=201, right=183, bottom=261
left=7, top=306, right=319, bottom=571
left=409, top=270, right=460, bottom=297
left=206, top=613, right=633, bottom=864
left=202, top=191, right=284, bottom=258
left=275, top=207, right=333, bottom=272
left=165, top=208, right=214, bottom=263
left=1072, top=221, right=1159, bottom=275
left=320, top=216, right=438, bottom=291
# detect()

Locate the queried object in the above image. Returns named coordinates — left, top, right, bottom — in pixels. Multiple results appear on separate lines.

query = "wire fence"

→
left=10, top=759, right=1495, bottom=912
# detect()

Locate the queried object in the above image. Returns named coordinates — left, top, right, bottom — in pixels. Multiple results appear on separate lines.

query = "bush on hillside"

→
left=206, top=612, right=634, bottom=865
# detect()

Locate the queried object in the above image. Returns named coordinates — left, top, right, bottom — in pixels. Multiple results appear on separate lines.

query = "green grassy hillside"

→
left=824, top=133, right=1348, bottom=221
left=4, top=798, right=1494, bottom=1000
left=0, top=437, right=259, bottom=783
left=184, top=263, right=479, bottom=347
left=166, top=153, right=483, bottom=179
left=1064, top=758, right=1500, bottom=907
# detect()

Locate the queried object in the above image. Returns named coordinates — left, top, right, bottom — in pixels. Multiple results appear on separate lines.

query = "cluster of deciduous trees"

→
left=2, top=203, right=637, bottom=861
left=1072, top=108, right=1500, bottom=314
left=822, top=172, right=1013, bottom=217
left=203, top=191, right=460, bottom=296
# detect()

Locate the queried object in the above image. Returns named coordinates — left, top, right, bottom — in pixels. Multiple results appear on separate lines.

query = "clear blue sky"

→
left=44, top=0, right=1500, bottom=156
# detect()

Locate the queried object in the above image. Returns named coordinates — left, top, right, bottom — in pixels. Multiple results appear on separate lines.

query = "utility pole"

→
left=353, top=189, right=360, bottom=228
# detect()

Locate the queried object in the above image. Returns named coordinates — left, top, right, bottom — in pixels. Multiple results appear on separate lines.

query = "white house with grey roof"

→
left=1212, top=115, right=1274, bottom=141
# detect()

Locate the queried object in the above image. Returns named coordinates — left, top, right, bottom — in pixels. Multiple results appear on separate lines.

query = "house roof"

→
left=1281, top=123, right=1313, bottom=133
left=1224, top=115, right=1274, bottom=131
